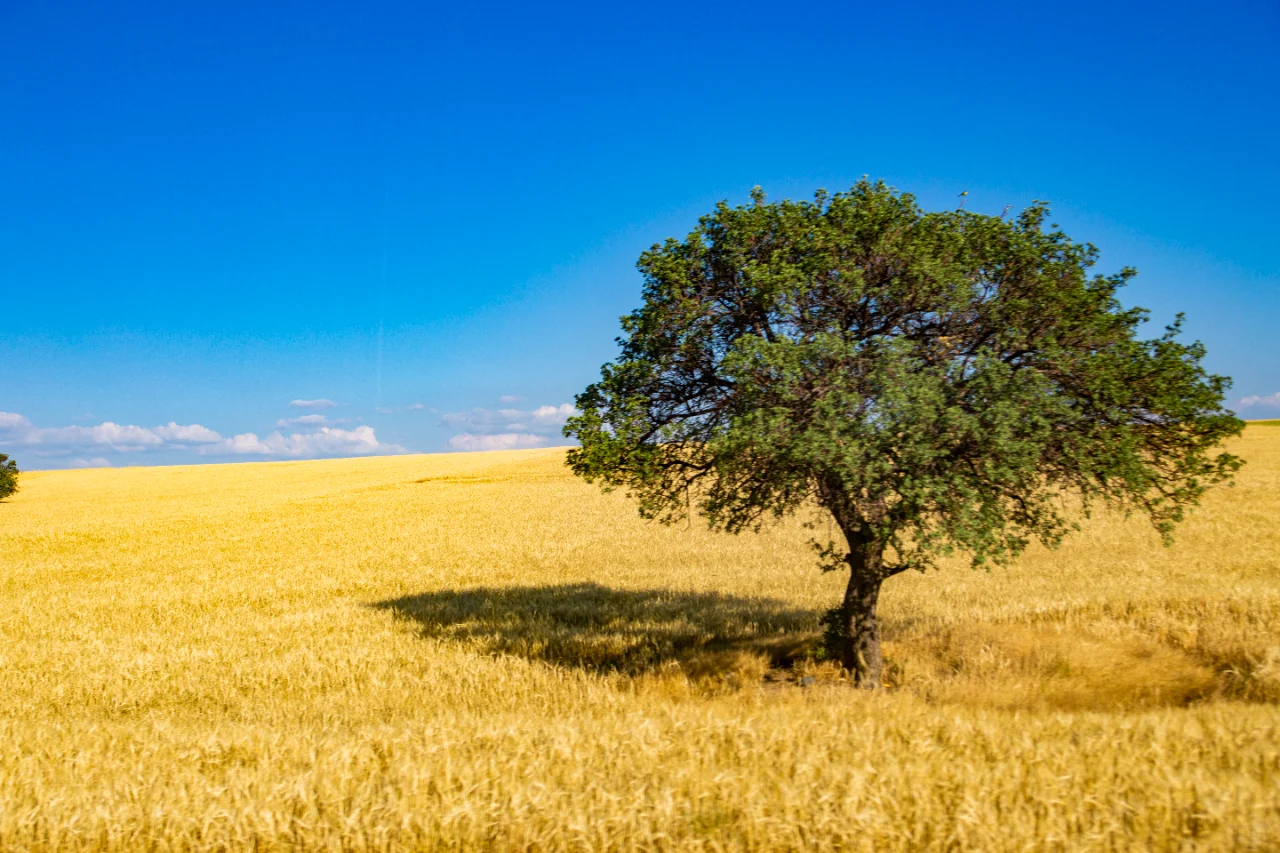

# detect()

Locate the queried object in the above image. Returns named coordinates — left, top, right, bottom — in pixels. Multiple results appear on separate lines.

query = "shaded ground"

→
left=377, top=582, right=1278, bottom=710
left=375, top=582, right=817, bottom=680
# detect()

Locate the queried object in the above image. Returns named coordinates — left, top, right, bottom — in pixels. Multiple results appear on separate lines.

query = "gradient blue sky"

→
left=3, top=1, right=1278, bottom=468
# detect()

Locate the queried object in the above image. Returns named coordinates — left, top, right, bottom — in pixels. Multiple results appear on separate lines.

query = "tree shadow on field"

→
left=374, top=583, right=819, bottom=677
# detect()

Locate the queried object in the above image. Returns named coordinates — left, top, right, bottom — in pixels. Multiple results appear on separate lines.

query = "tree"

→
left=564, top=180, right=1243, bottom=686
left=0, top=453, right=18, bottom=501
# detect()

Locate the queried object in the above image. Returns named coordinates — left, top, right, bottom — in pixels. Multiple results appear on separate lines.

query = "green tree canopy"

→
left=565, top=180, right=1242, bottom=685
left=0, top=453, right=18, bottom=501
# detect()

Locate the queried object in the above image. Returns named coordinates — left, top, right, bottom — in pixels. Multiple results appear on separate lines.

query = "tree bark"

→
left=819, top=479, right=888, bottom=687
left=841, top=539, right=884, bottom=687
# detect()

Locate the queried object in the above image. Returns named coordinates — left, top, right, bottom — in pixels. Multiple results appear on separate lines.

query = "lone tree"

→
left=564, top=180, right=1243, bottom=686
left=0, top=453, right=18, bottom=501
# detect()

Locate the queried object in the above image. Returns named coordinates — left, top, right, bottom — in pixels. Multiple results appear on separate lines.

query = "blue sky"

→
left=2, top=1, right=1277, bottom=469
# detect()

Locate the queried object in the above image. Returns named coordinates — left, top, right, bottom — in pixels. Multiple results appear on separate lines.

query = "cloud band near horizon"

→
left=0, top=411, right=403, bottom=468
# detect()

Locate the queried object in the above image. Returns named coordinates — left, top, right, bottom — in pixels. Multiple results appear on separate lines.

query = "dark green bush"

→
left=0, top=453, right=19, bottom=500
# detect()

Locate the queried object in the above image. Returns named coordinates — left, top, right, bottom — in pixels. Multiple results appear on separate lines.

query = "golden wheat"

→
left=1, top=427, right=1278, bottom=851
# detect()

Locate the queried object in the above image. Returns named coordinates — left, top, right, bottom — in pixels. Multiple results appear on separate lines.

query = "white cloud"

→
left=201, top=426, right=405, bottom=458
left=0, top=412, right=32, bottom=429
left=439, top=402, right=577, bottom=453
left=440, top=402, right=576, bottom=435
left=153, top=422, right=223, bottom=443
left=48, top=423, right=165, bottom=450
left=498, top=395, right=525, bottom=404
left=531, top=403, right=575, bottom=426
left=70, top=457, right=113, bottom=468
left=289, top=398, right=338, bottom=409
left=448, top=433, right=547, bottom=452
left=376, top=403, right=426, bottom=415
left=276, top=414, right=329, bottom=428
left=0, top=414, right=222, bottom=453
left=0, top=412, right=404, bottom=462
left=1239, top=392, right=1280, bottom=410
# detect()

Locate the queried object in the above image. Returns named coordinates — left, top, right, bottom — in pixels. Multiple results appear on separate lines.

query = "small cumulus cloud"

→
left=440, top=401, right=576, bottom=453
left=441, top=402, right=575, bottom=433
left=289, top=398, right=339, bottom=410
left=276, top=414, right=329, bottom=428
left=531, top=403, right=575, bottom=426
left=447, top=433, right=547, bottom=452
left=376, top=403, right=426, bottom=415
left=201, top=426, right=405, bottom=458
left=153, top=423, right=222, bottom=443
left=498, top=394, right=525, bottom=404
left=1239, top=392, right=1280, bottom=410
left=70, top=458, right=113, bottom=468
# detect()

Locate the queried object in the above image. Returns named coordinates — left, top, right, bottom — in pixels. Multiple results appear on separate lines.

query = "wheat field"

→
left=1, top=426, right=1278, bottom=851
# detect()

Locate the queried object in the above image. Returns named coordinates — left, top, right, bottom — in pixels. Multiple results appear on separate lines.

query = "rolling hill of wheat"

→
left=1, top=426, right=1278, bottom=851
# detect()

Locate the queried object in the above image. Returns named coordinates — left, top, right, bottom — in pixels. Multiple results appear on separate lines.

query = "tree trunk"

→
left=818, top=480, right=888, bottom=687
left=841, top=558, right=884, bottom=687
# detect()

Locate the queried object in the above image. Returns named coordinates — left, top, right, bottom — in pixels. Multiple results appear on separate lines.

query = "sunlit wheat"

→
left=1, top=427, right=1277, bottom=850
